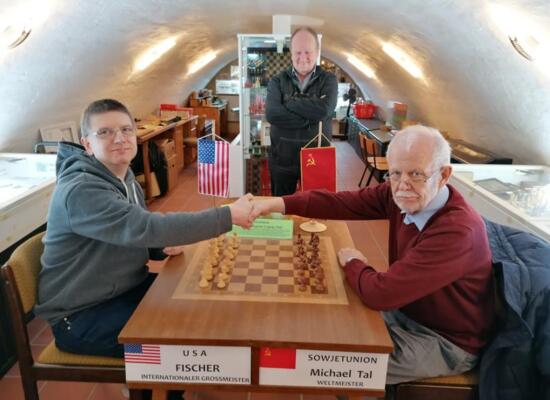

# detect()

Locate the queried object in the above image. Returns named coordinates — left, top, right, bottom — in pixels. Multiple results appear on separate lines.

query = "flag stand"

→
left=300, top=123, right=329, bottom=233
left=198, top=132, right=228, bottom=142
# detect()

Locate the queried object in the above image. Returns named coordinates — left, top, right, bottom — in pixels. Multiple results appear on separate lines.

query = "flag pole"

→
left=300, top=121, right=327, bottom=234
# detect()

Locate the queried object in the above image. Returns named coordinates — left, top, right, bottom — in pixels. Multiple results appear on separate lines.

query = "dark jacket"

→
left=266, top=66, right=337, bottom=174
left=480, top=219, right=550, bottom=400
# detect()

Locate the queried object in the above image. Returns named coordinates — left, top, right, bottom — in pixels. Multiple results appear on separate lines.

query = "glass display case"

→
left=237, top=34, right=323, bottom=195
left=0, top=153, right=56, bottom=252
left=238, top=34, right=292, bottom=157
left=450, top=164, right=550, bottom=242
left=237, top=34, right=292, bottom=195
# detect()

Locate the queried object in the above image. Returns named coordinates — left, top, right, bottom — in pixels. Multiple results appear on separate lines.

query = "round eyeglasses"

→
left=384, top=169, right=441, bottom=184
left=91, top=126, right=136, bottom=140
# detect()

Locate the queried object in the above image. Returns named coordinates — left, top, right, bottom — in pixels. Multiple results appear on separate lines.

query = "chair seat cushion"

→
left=37, top=341, right=125, bottom=367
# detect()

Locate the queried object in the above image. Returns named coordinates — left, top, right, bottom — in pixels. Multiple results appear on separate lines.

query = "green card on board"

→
left=231, top=217, right=294, bottom=240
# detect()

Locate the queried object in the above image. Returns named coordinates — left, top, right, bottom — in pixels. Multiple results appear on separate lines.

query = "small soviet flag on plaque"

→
left=300, top=146, right=336, bottom=192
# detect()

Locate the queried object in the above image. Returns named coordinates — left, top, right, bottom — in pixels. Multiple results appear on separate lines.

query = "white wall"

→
left=0, top=0, right=549, bottom=164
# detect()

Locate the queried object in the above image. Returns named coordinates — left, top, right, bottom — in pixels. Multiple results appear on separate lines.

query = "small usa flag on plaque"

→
left=124, top=344, right=161, bottom=365
left=198, top=138, right=229, bottom=197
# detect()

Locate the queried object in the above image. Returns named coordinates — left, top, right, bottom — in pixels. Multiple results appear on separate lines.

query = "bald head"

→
left=386, top=125, right=451, bottom=171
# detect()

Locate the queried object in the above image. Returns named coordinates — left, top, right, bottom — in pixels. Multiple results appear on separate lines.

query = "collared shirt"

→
left=402, top=185, right=450, bottom=231
left=293, top=66, right=316, bottom=92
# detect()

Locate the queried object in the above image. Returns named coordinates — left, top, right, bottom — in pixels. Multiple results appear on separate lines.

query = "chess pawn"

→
left=201, top=270, right=213, bottom=281
left=218, top=271, right=229, bottom=282
left=216, top=280, right=227, bottom=289
left=199, top=278, right=209, bottom=288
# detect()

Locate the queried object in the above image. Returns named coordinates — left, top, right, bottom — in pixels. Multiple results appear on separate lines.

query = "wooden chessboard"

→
left=172, top=234, right=349, bottom=305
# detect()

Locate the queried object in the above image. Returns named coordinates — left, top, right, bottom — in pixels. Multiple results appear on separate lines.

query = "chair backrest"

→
left=1, top=231, right=45, bottom=369
left=364, top=138, right=377, bottom=157
left=3, top=231, right=45, bottom=314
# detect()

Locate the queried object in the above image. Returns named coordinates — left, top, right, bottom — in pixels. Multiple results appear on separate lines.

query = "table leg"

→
left=151, top=388, right=168, bottom=400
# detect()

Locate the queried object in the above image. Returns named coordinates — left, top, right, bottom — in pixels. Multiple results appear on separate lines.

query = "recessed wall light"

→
left=346, top=54, right=376, bottom=79
left=382, top=42, right=424, bottom=80
left=133, top=36, right=177, bottom=73
left=187, top=50, right=218, bottom=76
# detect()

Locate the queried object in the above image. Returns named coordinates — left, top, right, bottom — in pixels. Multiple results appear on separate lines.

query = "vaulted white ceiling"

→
left=1, top=0, right=549, bottom=164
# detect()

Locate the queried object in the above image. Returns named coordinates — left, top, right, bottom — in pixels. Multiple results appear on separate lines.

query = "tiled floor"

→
left=0, top=140, right=388, bottom=400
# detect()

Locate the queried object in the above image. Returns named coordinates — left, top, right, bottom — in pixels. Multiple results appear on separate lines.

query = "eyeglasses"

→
left=90, top=126, right=136, bottom=140
left=384, top=169, right=441, bottom=184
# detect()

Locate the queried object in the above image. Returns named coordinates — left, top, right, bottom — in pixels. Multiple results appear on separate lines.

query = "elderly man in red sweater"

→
left=251, top=125, right=495, bottom=384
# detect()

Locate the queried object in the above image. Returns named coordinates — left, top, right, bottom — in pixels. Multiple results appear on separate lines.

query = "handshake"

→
left=228, top=194, right=285, bottom=229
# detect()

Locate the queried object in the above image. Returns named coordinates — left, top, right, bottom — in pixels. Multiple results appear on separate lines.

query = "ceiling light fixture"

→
left=1, top=25, right=31, bottom=49
left=346, top=54, right=376, bottom=79
left=0, top=0, right=53, bottom=50
left=134, top=36, right=177, bottom=73
left=382, top=42, right=424, bottom=79
left=488, top=3, right=550, bottom=64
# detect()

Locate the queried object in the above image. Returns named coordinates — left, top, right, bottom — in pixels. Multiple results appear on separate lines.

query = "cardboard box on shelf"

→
left=135, top=172, right=161, bottom=197
left=154, top=138, right=176, bottom=160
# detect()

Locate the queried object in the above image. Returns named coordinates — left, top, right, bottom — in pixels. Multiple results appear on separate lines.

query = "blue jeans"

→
left=52, top=273, right=156, bottom=358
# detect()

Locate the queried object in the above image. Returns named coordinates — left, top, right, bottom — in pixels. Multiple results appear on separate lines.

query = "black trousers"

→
left=52, top=273, right=156, bottom=358
left=269, top=166, right=300, bottom=196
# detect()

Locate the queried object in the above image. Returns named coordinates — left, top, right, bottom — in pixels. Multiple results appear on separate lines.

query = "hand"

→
left=163, top=246, right=185, bottom=256
left=250, top=198, right=285, bottom=221
left=229, top=193, right=254, bottom=229
left=337, top=248, right=367, bottom=268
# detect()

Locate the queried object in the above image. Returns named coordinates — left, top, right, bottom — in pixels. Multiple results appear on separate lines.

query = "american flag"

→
left=198, top=138, right=229, bottom=197
left=124, top=344, right=161, bottom=364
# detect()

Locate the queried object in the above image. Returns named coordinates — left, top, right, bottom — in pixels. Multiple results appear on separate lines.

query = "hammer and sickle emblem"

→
left=306, top=153, right=316, bottom=167
left=264, top=348, right=272, bottom=357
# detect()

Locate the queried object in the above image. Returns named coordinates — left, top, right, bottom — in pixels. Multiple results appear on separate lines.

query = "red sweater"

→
left=284, top=183, right=495, bottom=355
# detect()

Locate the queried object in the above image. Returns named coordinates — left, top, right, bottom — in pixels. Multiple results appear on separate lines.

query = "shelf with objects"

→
left=188, top=89, right=228, bottom=138
left=450, top=164, right=550, bottom=242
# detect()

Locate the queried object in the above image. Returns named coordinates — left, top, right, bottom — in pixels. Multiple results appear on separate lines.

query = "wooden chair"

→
left=358, top=134, right=389, bottom=187
left=1, top=232, right=142, bottom=400
left=394, top=368, right=479, bottom=400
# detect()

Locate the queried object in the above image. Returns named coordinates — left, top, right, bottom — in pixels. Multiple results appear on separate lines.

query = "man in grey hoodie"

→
left=34, top=99, right=253, bottom=358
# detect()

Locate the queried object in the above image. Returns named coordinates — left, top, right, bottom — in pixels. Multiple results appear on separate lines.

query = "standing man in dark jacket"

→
left=266, top=27, right=338, bottom=195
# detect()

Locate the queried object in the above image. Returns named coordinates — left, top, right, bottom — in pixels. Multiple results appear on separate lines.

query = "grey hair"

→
left=80, top=99, right=133, bottom=138
left=386, top=125, right=451, bottom=170
left=290, top=26, right=320, bottom=50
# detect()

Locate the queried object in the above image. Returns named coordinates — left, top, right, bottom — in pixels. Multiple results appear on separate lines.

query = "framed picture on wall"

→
left=39, top=122, right=80, bottom=152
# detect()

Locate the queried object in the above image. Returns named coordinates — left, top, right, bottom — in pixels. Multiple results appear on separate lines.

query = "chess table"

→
left=119, top=217, right=392, bottom=399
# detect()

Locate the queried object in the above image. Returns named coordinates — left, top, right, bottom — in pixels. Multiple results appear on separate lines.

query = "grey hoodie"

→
left=34, top=142, right=232, bottom=324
